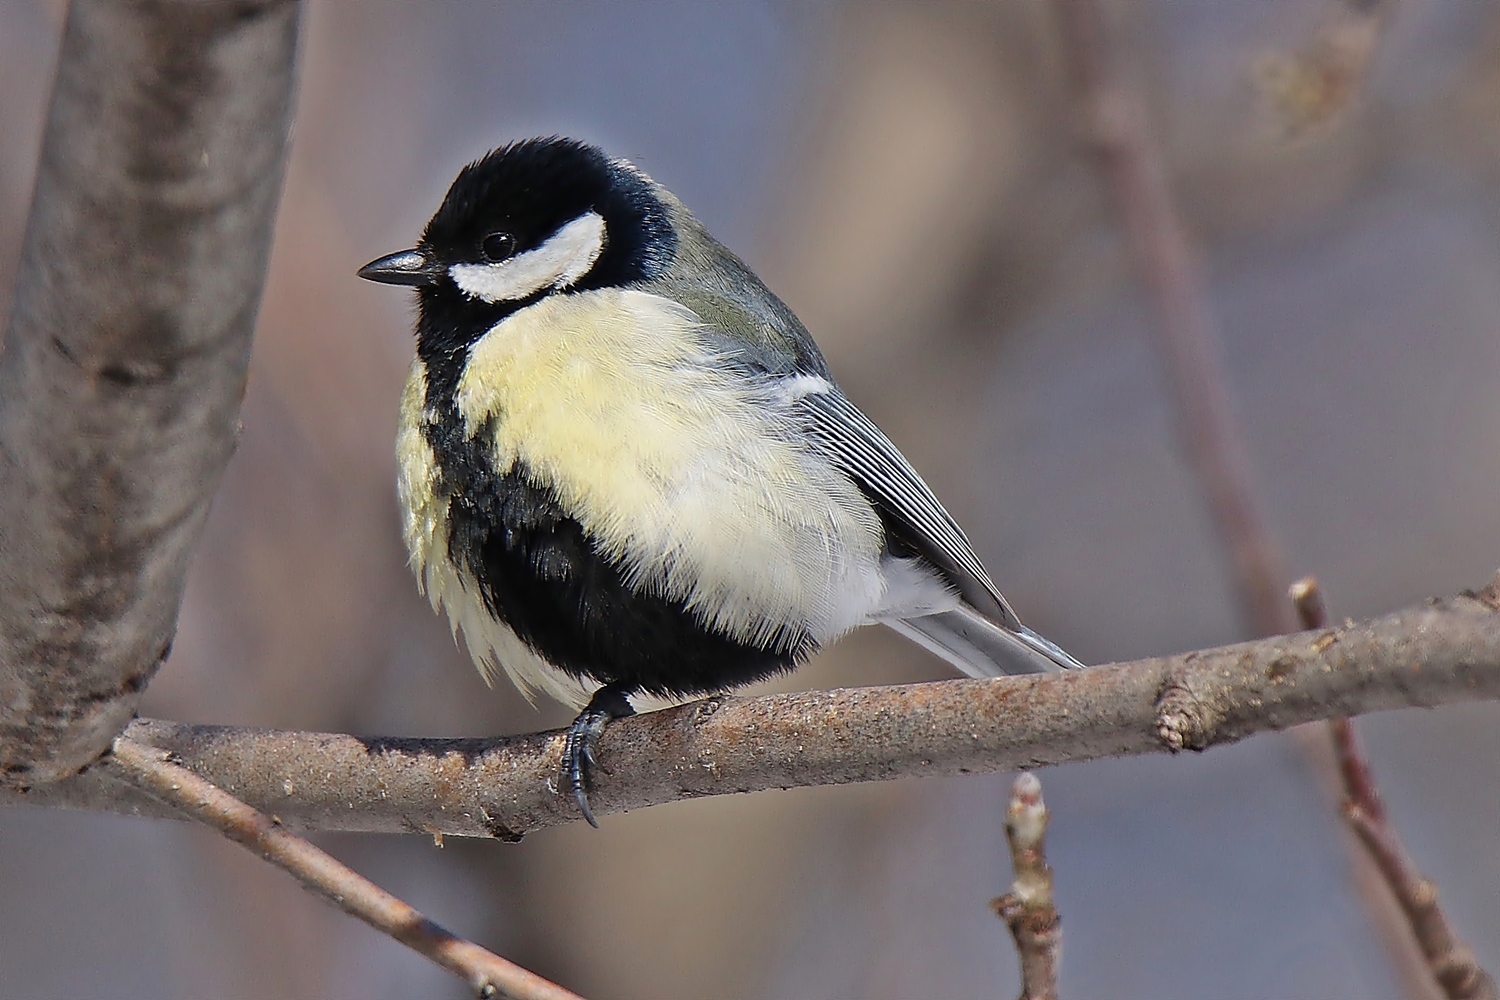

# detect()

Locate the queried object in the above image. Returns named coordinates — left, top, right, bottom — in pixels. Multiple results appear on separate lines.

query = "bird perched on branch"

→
left=359, top=137, right=1084, bottom=826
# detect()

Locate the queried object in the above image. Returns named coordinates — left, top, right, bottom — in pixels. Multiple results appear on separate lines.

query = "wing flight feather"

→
left=794, top=385, right=1022, bottom=630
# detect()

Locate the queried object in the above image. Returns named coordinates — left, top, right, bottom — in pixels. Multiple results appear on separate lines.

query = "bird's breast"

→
left=414, top=287, right=888, bottom=649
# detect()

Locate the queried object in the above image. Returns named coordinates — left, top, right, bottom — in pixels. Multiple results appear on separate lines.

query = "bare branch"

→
left=0, top=0, right=301, bottom=783
left=1289, top=577, right=1330, bottom=633
left=992, top=773, right=1061, bottom=1000
left=9, top=586, right=1499, bottom=837
left=1052, top=0, right=1295, bottom=637
left=1051, top=4, right=1487, bottom=992
left=1293, top=579, right=1498, bottom=1000
left=107, top=736, right=584, bottom=1000
left=1340, top=777, right=1499, bottom=1000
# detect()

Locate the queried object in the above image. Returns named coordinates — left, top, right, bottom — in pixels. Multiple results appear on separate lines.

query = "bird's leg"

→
left=561, top=683, right=635, bottom=828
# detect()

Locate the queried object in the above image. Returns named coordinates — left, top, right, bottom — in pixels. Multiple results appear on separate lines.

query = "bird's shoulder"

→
left=637, top=200, right=829, bottom=380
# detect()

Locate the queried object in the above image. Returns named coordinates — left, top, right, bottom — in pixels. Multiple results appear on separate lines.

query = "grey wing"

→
left=794, top=385, right=1020, bottom=627
left=649, top=254, right=1086, bottom=675
left=795, top=383, right=1086, bottom=675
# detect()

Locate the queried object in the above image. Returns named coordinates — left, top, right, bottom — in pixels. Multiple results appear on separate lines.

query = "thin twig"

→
left=11, top=584, right=1499, bottom=836
left=106, top=736, right=584, bottom=1000
left=1288, top=577, right=1330, bottom=634
left=1297, top=579, right=1449, bottom=1000
left=991, top=773, right=1061, bottom=1000
left=1292, top=578, right=1498, bottom=1000
left=1051, top=0, right=1294, bottom=637
left=1050, top=5, right=1490, bottom=994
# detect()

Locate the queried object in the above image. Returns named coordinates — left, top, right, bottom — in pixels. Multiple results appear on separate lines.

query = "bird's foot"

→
left=561, top=684, right=635, bottom=828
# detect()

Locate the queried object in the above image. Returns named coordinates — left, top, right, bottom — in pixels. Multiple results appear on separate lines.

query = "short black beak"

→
left=357, top=248, right=444, bottom=286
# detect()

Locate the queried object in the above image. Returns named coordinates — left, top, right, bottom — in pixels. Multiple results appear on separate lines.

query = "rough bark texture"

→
left=0, top=0, right=300, bottom=784
left=10, top=587, right=1498, bottom=836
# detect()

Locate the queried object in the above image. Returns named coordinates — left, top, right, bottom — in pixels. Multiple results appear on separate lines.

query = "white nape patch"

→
left=449, top=211, right=605, bottom=304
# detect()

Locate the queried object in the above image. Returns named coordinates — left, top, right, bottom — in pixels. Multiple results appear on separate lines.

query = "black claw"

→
left=561, top=684, right=636, bottom=828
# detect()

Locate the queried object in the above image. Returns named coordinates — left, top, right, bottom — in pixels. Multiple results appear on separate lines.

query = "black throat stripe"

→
left=419, top=375, right=816, bottom=700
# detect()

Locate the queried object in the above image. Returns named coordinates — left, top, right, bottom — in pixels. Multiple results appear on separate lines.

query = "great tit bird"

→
left=359, top=137, right=1084, bottom=826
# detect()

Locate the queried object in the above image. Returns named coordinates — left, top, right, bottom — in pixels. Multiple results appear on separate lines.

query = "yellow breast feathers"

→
left=449, top=287, right=886, bottom=648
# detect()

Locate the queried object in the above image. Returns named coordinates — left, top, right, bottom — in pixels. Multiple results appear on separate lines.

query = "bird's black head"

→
left=359, top=138, right=677, bottom=330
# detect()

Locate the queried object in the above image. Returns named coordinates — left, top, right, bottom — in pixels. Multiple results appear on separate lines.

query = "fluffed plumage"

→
left=360, top=137, right=1084, bottom=825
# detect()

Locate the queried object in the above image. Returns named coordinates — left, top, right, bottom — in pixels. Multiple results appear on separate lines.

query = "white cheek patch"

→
left=449, top=211, right=606, bottom=303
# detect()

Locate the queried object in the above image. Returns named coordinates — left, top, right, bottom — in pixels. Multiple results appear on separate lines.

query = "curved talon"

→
left=560, top=684, right=636, bottom=828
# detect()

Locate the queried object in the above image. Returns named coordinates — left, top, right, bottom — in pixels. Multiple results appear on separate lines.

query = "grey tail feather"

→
left=886, top=604, right=1086, bottom=678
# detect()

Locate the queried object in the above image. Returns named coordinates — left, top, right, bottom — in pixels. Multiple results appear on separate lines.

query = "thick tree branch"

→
left=0, top=0, right=301, bottom=784
left=107, top=736, right=584, bottom=1000
left=9, top=586, right=1499, bottom=837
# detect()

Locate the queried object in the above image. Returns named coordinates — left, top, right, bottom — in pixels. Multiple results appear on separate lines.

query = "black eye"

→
left=480, top=232, right=516, bottom=262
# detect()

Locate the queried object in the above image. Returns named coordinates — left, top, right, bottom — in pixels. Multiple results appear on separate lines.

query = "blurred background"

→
left=3, top=1, right=1500, bottom=997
